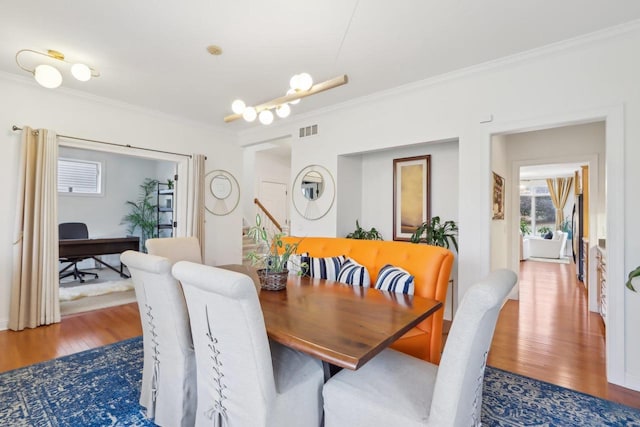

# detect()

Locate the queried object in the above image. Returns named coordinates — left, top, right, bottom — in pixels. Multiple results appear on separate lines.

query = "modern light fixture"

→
left=15, top=49, right=100, bottom=89
left=226, top=73, right=348, bottom=125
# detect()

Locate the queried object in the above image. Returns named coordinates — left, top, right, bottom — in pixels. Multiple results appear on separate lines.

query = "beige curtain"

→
left=187, top=154, right=206, bottom=260
left=9, top=127, right=60, bottom=330
left=546, top=177, right=573, bottom=230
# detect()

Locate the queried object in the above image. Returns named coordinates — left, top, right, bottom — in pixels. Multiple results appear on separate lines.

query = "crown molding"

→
left=238, top=18, right=640, bottom=136
left=0, top=70, right=234, bottom=137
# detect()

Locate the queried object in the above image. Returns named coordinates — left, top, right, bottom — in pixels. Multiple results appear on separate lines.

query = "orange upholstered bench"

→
left=281, top=236, right=454, bottom=364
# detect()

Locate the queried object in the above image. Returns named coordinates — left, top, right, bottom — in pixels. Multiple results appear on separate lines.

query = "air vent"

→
left=299, top=124, right=319, bottom=138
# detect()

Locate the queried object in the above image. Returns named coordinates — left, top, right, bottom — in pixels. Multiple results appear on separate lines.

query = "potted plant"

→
left=246, top=214, right=303, bottom=291
left=538, top=226, right=553, bottom=237
left=626, top=266, right=640, bottom=292
left=410, top=216, right=458, bottom=251
left=520, top=218, right=531, bottom=236
left=346, top=220, right=383, bottom=240
left=122, top=178, right=159, bottom=252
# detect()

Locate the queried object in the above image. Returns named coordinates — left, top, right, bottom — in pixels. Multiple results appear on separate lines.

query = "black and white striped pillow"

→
left=336, top=258, right=371, bottom=287
left=302, top=255, right=345, bottom=281
left=374, top=264, right=415, bottom=295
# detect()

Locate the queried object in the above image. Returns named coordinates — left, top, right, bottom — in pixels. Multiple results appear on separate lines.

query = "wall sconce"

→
left=226, top=73, right=348, bottom=125
left=15, top=49, right=100, bottom=89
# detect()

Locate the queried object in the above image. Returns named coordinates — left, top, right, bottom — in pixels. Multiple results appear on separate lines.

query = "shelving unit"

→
left=157, top=182, right=175, bottom=238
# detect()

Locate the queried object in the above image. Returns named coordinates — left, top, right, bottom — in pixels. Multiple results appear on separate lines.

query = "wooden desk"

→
left=219, top=265, right=442, bottom=371
left=59, top=237, right=140, bottom=278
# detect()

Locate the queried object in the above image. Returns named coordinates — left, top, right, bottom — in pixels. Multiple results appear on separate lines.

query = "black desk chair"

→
left=59, top=222, right=99, bottom=283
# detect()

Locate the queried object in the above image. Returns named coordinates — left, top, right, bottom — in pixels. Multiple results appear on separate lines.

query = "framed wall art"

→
left=492, top=171, right=505, bottom=220
left=393, top=155, right=431, bottom=241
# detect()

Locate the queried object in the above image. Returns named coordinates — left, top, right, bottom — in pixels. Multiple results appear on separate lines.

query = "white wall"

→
left=236, top=25, right=640, bottom=389
left=491, top=135, right=510, bottom=275
left=0, top=76, right=242, bottom=329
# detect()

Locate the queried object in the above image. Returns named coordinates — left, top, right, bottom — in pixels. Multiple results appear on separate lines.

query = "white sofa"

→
left=523, top=230, right=568, bottom=259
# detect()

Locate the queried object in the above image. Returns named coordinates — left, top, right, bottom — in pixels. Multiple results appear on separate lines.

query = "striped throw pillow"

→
left=303, top=255, right=345, bottom=281
left=374, top=264, right=415, bottom=295
left=336, top=258, right=371, bottom=287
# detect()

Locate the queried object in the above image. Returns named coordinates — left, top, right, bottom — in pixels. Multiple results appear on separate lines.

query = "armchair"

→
left=523, top=230, right=568, bottom=259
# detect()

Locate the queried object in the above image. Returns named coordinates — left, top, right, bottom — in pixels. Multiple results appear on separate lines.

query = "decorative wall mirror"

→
left=292, top=164, right=335, bottom=220
left=205, top=169, right=240, bottom=216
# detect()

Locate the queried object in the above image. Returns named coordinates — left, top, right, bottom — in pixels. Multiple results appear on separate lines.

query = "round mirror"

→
left=301, top=171, right=324, bottom=200
left=210, top=175, right=232, bottom=199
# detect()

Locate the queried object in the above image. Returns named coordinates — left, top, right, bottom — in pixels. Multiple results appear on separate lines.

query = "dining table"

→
left=219, top=265, right=443, bottom=378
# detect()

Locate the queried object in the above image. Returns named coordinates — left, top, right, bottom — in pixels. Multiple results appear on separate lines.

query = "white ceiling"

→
left=3, top=1, right=640, bottom=130
left=520, top=163, right=585, bottom=180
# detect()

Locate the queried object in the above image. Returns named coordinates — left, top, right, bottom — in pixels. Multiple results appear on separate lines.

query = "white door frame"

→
left=58, top=137, right=190, bottom=237
left=483, top=104, right=625, bottom=387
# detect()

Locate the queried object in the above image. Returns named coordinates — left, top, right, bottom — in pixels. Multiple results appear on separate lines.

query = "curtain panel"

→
left=546, top=177, right=573, bottom=230
left=187, top=154, right=206, bottom=260
left=10, top=127, right=60, bottom=330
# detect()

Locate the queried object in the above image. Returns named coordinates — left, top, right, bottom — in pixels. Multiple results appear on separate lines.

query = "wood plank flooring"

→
left=1, top=259, right=640, bottom=410
left=488, top=259, right=640, bottom=409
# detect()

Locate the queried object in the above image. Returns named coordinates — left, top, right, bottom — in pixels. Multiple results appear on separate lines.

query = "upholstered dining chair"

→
left=120, top=250, right=196, bottom=427
left=322, top=269, right=517, bottom=427
left=172, top=261, right=325, bottom=427
left=146, top=236, right=203, bottom=265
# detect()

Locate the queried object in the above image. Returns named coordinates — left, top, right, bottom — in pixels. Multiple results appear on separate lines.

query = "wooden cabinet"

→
left=596, top=246, right=607, bottom=325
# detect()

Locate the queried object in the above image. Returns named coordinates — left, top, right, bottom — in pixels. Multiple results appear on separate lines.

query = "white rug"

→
left=527, top=256, right=571, bottom=264
left=59, top=279, right=134, bottom=302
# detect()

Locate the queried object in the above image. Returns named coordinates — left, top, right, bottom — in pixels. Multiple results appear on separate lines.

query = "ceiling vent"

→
left=299, top=124, right=318, bottom=138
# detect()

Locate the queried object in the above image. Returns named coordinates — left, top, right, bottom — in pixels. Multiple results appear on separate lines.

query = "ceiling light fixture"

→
left=226, top=73, right=348, bottom=125
left=15, top=49, right=100, bottom=89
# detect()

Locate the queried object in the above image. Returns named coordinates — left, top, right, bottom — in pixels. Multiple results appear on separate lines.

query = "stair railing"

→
left=253, top=198, right=286, bottom=238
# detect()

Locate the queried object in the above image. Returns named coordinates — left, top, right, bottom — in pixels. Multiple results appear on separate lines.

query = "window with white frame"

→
left=58, top=158, right=103, bottom=195
left=520, top=180, right=555, bottom=236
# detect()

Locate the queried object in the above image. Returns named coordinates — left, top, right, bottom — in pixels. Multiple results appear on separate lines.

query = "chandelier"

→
left=225, top=73, right=348, bottom=125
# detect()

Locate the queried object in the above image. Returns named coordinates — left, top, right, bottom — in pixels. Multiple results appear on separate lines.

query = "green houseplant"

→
left=538, top=226, right=553, bottom=237
left=410, top=216, right=458, bottom=251
left=520, top=218, right=531, bottom=236
left=346, top=220, right=383, bottom=240
left=626, top=266, right=640, bottom=292
left=122, top=178, right=158, bottom=252
left=246, top=214, right=304, bottom=290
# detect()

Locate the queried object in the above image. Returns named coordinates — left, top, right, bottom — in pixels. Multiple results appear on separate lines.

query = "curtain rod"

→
left=12, top=125, right=194, bottom=159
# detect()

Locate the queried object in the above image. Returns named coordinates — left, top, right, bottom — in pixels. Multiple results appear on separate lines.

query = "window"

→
left=520, top=180, right=555, bottom=236
left=58, top=158, right=102, bottom=195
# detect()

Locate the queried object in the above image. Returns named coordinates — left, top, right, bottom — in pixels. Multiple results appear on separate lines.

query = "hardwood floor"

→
left=1, top=260, right=640, bottom=410
left=488, top=259, right=640, bottom=409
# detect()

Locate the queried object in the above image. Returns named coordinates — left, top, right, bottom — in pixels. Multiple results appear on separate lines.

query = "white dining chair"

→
left=322, top=269, right=517, bottom=427
left=146, top=236, right=203, bottom=264
left=120, top=250, right=197, bottom=427
left=172, top=261, right=324, bottom=427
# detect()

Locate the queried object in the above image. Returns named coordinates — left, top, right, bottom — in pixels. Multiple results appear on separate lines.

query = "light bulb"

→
left=242, top=106, right=257, bottom=122
left=276, top=104, right=291, bottom=118
left=297, top=72, right=313, bottom=91
left=289, top=74, right=301, bottom=90
left=71, top=63, right=92, bottom=81
left=231, top=99, right=246, bottom=114
left=34, top=64, right=62, bottom=89
left=259, top=110, right=274, bottom=125
left=286, top=88, right=301, bottom=105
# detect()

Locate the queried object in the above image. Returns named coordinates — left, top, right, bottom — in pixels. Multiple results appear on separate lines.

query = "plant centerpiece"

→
left=410, top=216, right=458, bottom=251
left=246, top=214, right=302, bottom=291
left=345, top=220, right=383, bottom=240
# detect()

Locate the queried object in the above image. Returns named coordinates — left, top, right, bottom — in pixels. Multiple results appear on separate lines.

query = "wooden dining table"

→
left=220, top=265, right=443, bottom=374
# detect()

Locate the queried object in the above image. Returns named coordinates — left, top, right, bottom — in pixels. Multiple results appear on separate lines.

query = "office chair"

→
left=59, top=222, right=99, bottom=283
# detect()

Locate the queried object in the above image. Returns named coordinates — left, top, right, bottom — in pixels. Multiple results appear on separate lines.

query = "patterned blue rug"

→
left=1, top=336, right=639, bottom=426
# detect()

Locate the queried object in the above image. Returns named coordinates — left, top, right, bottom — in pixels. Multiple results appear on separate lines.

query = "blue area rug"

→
left=1, top=337, right=639, bottom=426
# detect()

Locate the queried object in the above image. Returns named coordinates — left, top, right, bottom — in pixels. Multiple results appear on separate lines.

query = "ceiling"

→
left=3, top=1, right=640, bottom=130
left=520, top=163, right=585, bottom=180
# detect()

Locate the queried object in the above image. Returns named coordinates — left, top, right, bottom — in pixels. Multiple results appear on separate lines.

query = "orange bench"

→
left=282, top=236, right=454, bottom=364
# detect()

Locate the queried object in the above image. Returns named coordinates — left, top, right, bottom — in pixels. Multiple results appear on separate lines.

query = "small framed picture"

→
left=393, top=155, right=431, bottom=241
left=492, top=172, right=505, bottom=220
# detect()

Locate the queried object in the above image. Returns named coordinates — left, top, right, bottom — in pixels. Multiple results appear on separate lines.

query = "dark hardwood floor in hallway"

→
left=488, top=259, right=640, bottom=409
left=1, top=259, right=639, bottom=410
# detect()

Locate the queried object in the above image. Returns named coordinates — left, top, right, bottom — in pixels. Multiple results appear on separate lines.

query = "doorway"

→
left=56, top=139, right=189, bottom=315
